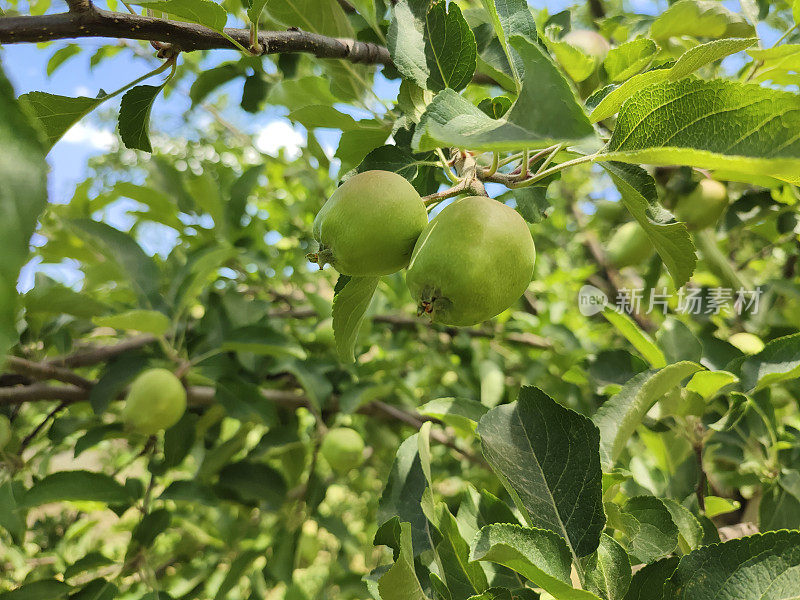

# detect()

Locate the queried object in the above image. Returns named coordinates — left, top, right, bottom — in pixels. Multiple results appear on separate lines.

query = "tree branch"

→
left=5, top=356, right=94, bottom=389
left=0, top=8, right=392, bottom=64
left=47, top=334, right=158, bottom=369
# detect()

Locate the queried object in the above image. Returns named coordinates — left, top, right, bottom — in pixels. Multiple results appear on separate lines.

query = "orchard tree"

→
left=2, top=0, right=800, bottom=598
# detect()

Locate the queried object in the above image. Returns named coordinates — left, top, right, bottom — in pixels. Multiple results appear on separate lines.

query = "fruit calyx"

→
left=306, top=247, right=335, bottom=269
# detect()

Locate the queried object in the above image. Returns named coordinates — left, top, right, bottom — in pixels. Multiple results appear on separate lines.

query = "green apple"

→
left=406, top=196, right=535, bottom=326
left=311, top=170, right=428, bottom=276
left=607, top=221, right=652, bottom=268
left=673, top=179, right=728, bottom=230
left=122, top=368, right=187, bottom=435
left=321, top=427, right=365, bottom=474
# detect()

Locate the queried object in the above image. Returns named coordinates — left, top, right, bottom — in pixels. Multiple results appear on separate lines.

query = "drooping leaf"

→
left=477, top=386, right=605, bottom=558
left=388, top=0, right=430, bottom=88
left=593, top=361, right=703, bottom=470
left=603, top=77, right=800, bottom=185
left=413, top=36, right=595, bottom=152
left=622, top=556, right=678, bottom=600
left=189, top=62, right=242, bottom=105
left=747, top=44, right=800, bottom=85
left=424, top=1, right=477, bottom=91
left=19, top=91, right=106, bottom=150
left=607, top=497, right=679, bottom=563
left=332, top=276, right=380, bottom=362
left=601, top=162, right=696, bottom=287
left=0, top=68, right=48, bottom=357
left=418, top=397, right=488, bottom=435
left=479, top=0, right=538, bottom=87
left=355, top=145, right=421, bottom=181
left=118, top=84, right=164, bottom=153
left=470, top=524, right=601, bottom=600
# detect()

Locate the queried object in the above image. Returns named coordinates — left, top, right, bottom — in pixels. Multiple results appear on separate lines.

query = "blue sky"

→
left=1, top=0, right=784, bottom=291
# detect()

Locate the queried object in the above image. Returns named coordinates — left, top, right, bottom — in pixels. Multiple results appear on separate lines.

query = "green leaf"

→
left=261, top=0, right=352, bottom=37
left=608, top=496, right=679, bottom=563
left=703, top=495, right=740, bottom=518
left=590, top=38, right=757, bottom=122
left=378, top=433, right=432, bottom=555
left=289, top=105, right=360, bottom=130
left=747, top=44, right=800, bottom=85
left=89, top=353, right=147, bottom=415
left=265, top=76, right=338, bottom=111
left=70, top=219, right=161, bottom=307
left=0, top=482, right=25, bottom=543
left=419, top=397, right=488, bottom=435
left=685, top=370, right=738, bottom=400
left=413, top=35, right=595, bottom=152
left=740, top=333, right=800, bottom=392
left=131, top=508, right=171, bottom=547
left=477, top=96, right=512, bottom=119
left=604, top=38, right=657, bottom=83
left=335, top=123, right=392, bottom=170
left=470, top=524, right=601, bottom=600
left=216, top=461, right=287, bottom=508
left=477, top=386, right=605, bottom=558
left=512, top=185, right=551, bottom=224
left=0, top=68, right=48, bottom=358
left=760, top=471, right=800, bottom=531
left=545, top=30, right=599, bottom=83
left=603, top=77, right=800, bottom=185
left=424, top=1, right=477, bottom=91
left=93, top=309, right=170, bottom=335
left=118, top=84, right=163, bottom=153
left=663, top=531, right=800, bottom=599
left=189, top=62, right=241, bottom=105
left=593, top=361, right=703, bottom=471
left=65, top=552, right=115, bottom=580
left=425, top=502, right=489, bottom=598
left=240, top=74, right=270, bottom=113
left=601, top=163, right=696, bottom=288
left=378, top=521, right=431, bottom=600
left=21, top=471, right=134, bottom=508
left=602, top=307, right=666, bottom=368
left=0, top=580, right=71, bottom=600
left=355, top=145, right=420, bottom=181
left=332, top=276, right=379, bottom=362
left=214, top=550, right=262, bottom=600
left=660, top=498, right=703, bottom=551
left=47, top=44, right=81, bottom=76
left=19, top=91, right=105, bottom=149
left=69, top=578, right=117, bottom=600
left=246, top=0, right=269, bottom=24
left=622, top=556, right=678, bottom=600
left=655, top=317, right=702, bottom=364
left=479, top=0, right=538, bottom=88
left=136, top=0, right=227, bottom=31
left=650, top=0, right=755, bottom=40
left=388, top=0, right=430, bottom=89
left=580, top=533, right=632, bottom=600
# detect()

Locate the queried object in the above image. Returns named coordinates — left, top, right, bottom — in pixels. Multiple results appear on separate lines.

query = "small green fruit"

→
left=122, top=368, right=187, bottom=435
left=607, top=222, right=652, bottom=268
left=311, top=170, right=428, bottom=276
left=0, top=415, right=11, bottom=450
left=673, top=179, right=728, bottom=229
left=406, top=196, right=536, bottom=326
left=729, top=332, right=764, bottom=355
left=321, top=427, right=365, bottom=474
left=563, top=29, right=611, bottom=61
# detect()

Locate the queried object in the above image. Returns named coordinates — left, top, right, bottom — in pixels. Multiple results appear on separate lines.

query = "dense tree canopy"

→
left=1, top=0, right=800, bottom=598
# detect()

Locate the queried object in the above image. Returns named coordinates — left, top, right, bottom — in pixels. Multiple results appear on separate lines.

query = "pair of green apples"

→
left=312, top=171, right=536, bottom=326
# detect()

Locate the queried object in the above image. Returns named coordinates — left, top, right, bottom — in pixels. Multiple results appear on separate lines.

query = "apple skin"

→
left=729, top=332, right=764, bottom=355
left=312, top=170, right=428, bottom=277
left=122, top=368, right=187, bottom=435
left=406, top=196, right=536, bottom=327
left=607, top=222, right=652, bottom=268
left=320, top=427, right=365, bottom=474
left=0, top=415, right=11, bottom=450
left=673, top=179, right=728, bottom=230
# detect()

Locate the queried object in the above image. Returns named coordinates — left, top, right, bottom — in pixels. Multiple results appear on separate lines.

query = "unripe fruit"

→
left=122, top=368, right=187, bottom=435
left=320, top=427, right=365, bottom=474
left=607, top=222, right=652, bottom=268
left=563, top=29, right=611, bottom=61
left=729, top=332, right=764, bottom=355
left=311, top=170, right=428, bottom=276
left=0, top=415, right=11, bottom=450
left=673, top=179, right=728, bottom=230
left=406, top=196, right=535, bottom=326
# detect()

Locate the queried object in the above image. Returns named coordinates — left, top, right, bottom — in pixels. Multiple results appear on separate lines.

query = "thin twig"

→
left=19, top=401, right=68, bottom=452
